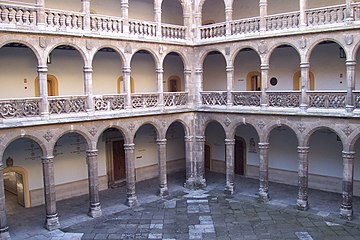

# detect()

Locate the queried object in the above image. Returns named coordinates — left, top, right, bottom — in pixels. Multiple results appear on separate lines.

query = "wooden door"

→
left=234, top=138, right=245, bottom=175
left=112, top=140, right=126, bottom=181
left=205, top=144, right=211, bottom=170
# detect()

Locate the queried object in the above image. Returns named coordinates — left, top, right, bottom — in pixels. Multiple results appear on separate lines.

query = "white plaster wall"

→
left=129, top=0, right=154, bottom=21
left=89, top=0, right=122, bottom=16
left=232, top=0, right=259, bottom=20
left=134, top=124, right=158, bottom=168
left=0, top=47, right=38, bottom=98
left=308, top=0, right=345, bottom=9
left=205, top=122, right=225, bottom=161
left=162, top=0, right=183, bottom=25
left=163, top=54, right=185, bottom=91
left=202, top=0, right=226, bottom=24
left=131, top=53, right=157, bottom=93
left=166, top=122, right=185, bottom=161
left=92, top=51, right=123, bottom=95
left=235, top=125, right=260, bottom=166
left=233, top=50, right=261, bottom=91
left=203, top=53, right=227, bottom=91
left=45, top=0, right=82, bottom=11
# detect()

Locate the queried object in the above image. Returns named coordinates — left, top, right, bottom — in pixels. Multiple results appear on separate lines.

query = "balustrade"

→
left=0, top=2, right=36, bottom=26
left=164, top=92, right=188, bottom=107
left=306, top=4, right=346, bottom=26
left=94, top=95, right=125, bottom=111
left=268, top=92, right=300, bottom=108
left=354, top=91, right=360, bottom=109
left=131, top=93, right=159, bottom=109
left=161, top=24, right=186, bottom=40
left=308, top=91, right=346, bottom=109
left=49, top=96, right=87, bottom=114
left=232, top=91, right=261, bottom=107
left=91, top=14, right=123, bottom=34
left=45, top=9, right=83, bottom=30
left=266, top=11, right=300, bottom=31
left=129, top=20, right=157, bottom=37
left=231, top=17, right=260, bottom=35
left=0, top=98, right=40, bottom=119
left=200, top=22, right=226, bottom=39
left=201, top=92, right=227, bottom=106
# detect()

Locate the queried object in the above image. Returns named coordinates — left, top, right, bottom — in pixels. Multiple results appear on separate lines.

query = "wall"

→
left=233, top=49, right=261, bottom=91
left=129, top=0, right=154, bottom=21
left=162, top=0, right=183, bottom=25
left=203, top=53, right=227, bottom=91
left=232, top=0, right=259, bottom=20
left=131, top=52, right=157, bottom=93
left=205, top=122, right=225, bottom=164
left=202, top=0, right=225, bottom=24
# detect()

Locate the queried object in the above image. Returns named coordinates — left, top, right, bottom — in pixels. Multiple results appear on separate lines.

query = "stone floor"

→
left=5, top=172, right=360, bottom=240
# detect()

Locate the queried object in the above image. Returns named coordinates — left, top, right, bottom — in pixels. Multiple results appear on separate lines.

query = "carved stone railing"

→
left=308, top=91, right=346, bottom=109
left=200, top=22, right=226, bottom=39
left=129, top=19, right=157, bottom=37
left=353, top=2, right=360, bottom=21
left=0, top=97, right=40, bottom=119
left=0, top=1, right=36, bottom=27
left=131, top=93, right=159, bottom=109
left=164, top=92, right=188, bottom=107
left=353, top=91, right=360, bottom=109
left=306, top=4, right=346, bottom=26
left=268, top=91, right=300, bottom=108
left=49, top=95, right=87, bottom=114
left=231, top=17, right=260, bottom=35
left=232, top=91, right=261, bottom=107
left=90, top=14, right=123, bottom=34
left=266, top=11, right=300, bottom=31
left=161, top=23, right=186, bottom=40
left=45, top=9, right=83, bottom=31
left=201, top=91, right=227, bottom=106
left=94, top=94, right=126, bottom=111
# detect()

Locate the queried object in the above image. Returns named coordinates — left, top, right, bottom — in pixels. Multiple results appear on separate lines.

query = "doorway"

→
left=247, top=71, right=261, bottom=91
left=111, top=140, right=126, bottom=184
left=168, top=75, right=181, bottom=92
left=234, top=137, right=246, bottom=175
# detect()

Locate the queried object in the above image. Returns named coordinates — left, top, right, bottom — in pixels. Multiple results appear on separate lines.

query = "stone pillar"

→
left=124, top=143, right=137, bottom=207
left=258, top=142, right=270, bottom=202
left=157, top=139, right=168, bottom=197
left=224, top=139, right=235, bottom=195
left=296, top=146, right=310, bottom=210
left=184, top=135, right=195, bottom=188
left=260, top=64, right=269, bottom=108
left=86, top=150, right=102, bottom=218
left=259, top=0, right=268, bottom=32
left=300, top=62, right=310, bottom=110
left=41, top=156, right=60, bottom=231
left=195, top=68, right=203, bottom=107
left=81, top=0, right=91, bottom=32
left=0, top=165, right=10, bottom=239
left=346, top=0, right=355, bottom=23
left=346, top=60, right=356, bottom=112
left=225, top=6, right=232, bottom=36
left=84, top=66, right=94, bottom=113
left=121, top=0, right=129, bottom=34
left=184, top=69, right=193, bottom=107
left=123, top=67, right=132, bottom=109
left=299, top=0, right=308, bottom=28
left=154, top=4, right=162, bottom=39
left=156, top=68, right=164, bottom=109
left=226, top=65, right=234, bottom=108
left=183, top=11, right=191, bottom=40
left=36, top=0, right=45, bottom=29
left=194, top=13, right=201, bottom=41
left=340, top=151, right=355, bottom=220
left=38, top=65, right=49, bottom=117
left=195, top=136, right=206, bottom=188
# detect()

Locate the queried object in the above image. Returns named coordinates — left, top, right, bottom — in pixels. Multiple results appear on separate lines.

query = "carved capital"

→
left=297, top=146, right=310, bottom=154
left=124, top=143, right=135, bottom=151
left=156, top=139, right=167, bottom=145
left=41, top=156, right=54, bottom=164
left=86, top=150, right=98, bottom=157
left=196, top=136, right=205, bottom=142
left=342, top=151, right=355, bottom=160
left=184, top=136, right=193, bottom=142
left=225, top=139, right=235, bottom=145
left=258, top=142, right=269, bottom=150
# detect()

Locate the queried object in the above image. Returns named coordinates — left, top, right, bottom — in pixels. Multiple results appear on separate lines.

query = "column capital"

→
left=86, top=149, right=98, bottom=157
left=260, top=64, right=269, bottom=70
left=297, top=146, right=310, bottom=154
left=342, top=151, right=355, bottom=159
left=346, top=60, right=356, bottom=66
left=124, top=143, right=135, bottom=151
left=225, top=139, right=235, bottom=145
left=258, top=142, right=269, bottom=149
left=122, top=66, right=131, bottom=73
left=41, top=156, right=54, bottom=164
left=226, top=66, right=234, bottom=72
left=156, top=139, right=167, bottom=145
left=184, top=135, right=193, bottom=142
left=84, top=66, right=93, bottom=72
left=184, top=69, right=192, bottom=75
left=259, top=0, right=268, bottom=7
left=195, top=68, right=203, bottom=74
left=300, top=62, right=310, bottom=68
left=196, top=136, right=205, bottom=142
left=38, top=65, right=48, bottom=72
left=156, top=68, right=164, bottom=74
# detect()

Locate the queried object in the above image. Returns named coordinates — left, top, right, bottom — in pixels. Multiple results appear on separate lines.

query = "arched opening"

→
left=163, top=52, right=185, bottom=92
left=234, top=48, right=261, bottom=91
left=161, top=0, right=184, bottom=25
left=0, top=43, right=38, bottom=98
left=34, top=74, right=59, bottom=96
left=203, top=51, right=227, bottom=91
left=130, top=50, right=157, bottom=93
left=201, top=0, right=225, bottom=25
left=93, top=47, right=123, bottom=95
left=97, top=128, right=126, bottom=188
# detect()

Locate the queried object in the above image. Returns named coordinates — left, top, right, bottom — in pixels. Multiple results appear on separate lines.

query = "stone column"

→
left=300, top=62, right=310, bottom=110
left=340, top=151, right=355, bottom=220
left=258, top=142, right=270, bottom=202
left=38, top=65, right=49, bottom=117
left=86, top=150, right=102, bottom=218
left=260, top=64, right=269, bottom=108
left=154, top=4, right=162, bottom=39
left=296, top=146, right=310, bottom=210
left=156, top=68, right=164, bottom=109
left=299, top=0, right=308, bottom=28
left=225, top=6, right=233, bottom=36
left=346, top=0, right=355, bottom=23
left=224, top=139, right=235, bottom=195
left=226, top=65, right=234, bottom=108
left=195, top=68, right=203, bottom=107
left=121, top=0, right=129, bottom=34
left=124, top=143, right=137, bottom=207
left=36, top=0, right=45, bottom=29
left=184, top=69, right=193, bottom=107
left=157, top=139, right=168, bottom=197
left=183, top=11, right=191, bottom=40
left=346, top=60, right=356, bottom=112
left=84, top=66, right=94, bottom=113
left=41, top=156, right=60, bottom=230
left=194, top=13, right=201, bottom=41
left=184, top=135, right=195, bottom=188
left=0, top=165, right=10, bottom=239
left=81, top=0, right=91, bottom=32
left=259, top=0, right=268, bottom=32
left=195, top=136, right=206, bottom=188
left=123, top=67, right=132, bottom=109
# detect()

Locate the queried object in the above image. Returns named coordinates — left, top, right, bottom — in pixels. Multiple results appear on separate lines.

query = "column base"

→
left=258, top=189, right=270, bottom=203
left=184, top=177, right=206, bottom=189
left=88, top=202, right=102, bottom=218
left=296, top=198, right=309, bottom=211
left=340, top=204, right=353, bottom=221
left=0, top=228, right=10, bottom=240
left=126, top=195, right=138, bottom=207
left=346, top=105, right=354, bottom=113
left=159, top=186, right=169, bottom=197
left=299, top=104, right=308, bottom=112
left=224, top=183, right=234, bottom=195
left=45, top=213, right=60, bottom=231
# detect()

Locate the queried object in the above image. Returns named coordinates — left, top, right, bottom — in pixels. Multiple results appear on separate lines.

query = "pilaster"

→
left=156, top=68, right=164, bottom=109
left=299, top=0, right=308, bottom=28
left=258, top=142, right=270, bottom=202
left=124, top=144, right=138, bottom=207
left=157, top=139, right=168, bottom=197
left=195, top=68, right=203, bottom=108
left=296, top=146, right=309, bottom=210
left=86, top=150, right=102, bottom=218
left=81, top=0, right=91, bottom=32
left=36, top=0, right=45, bottom=29
left=121, top=0, right=129, bottom=34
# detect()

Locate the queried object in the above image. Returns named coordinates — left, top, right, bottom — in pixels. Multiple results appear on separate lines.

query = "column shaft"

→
left=346, top=0, right=355, bottom=22
left=38, top=65, right=49, bottom=117
left=81, top=0, right=91, bottom=31
left=225, top=7, right=232, bottom=36
left=0, top=165, right=10, bottom=239
left=157, top=139, right=168, bottom=197
left=261, top=64, right=269, bottom=108
left=258, top=142, right=270, bottom=202
left=224, top=139, right=235, bottom=194
left=299, top=0, right=308, bottom=28
left=297, top=146, right=309, bottom=210
left=259, top=0, right=268, bottom=32
left=124, top=144, right=137, bottom=207
left=300, top=62, right=310, bottom=110
left=195, top=68, right=203, bottom=107
left=184, top=69, right=193, bottom=108
left=340, top=151, right=355, bottom=220
left=184, top=136, right=195, bottom=188
left=84, top=66, right=94, bottom=112
left=86, top=150, right=102, bottom=218
left=157, top=68, right=164, bottom=109
left=195, top=136, right=206, bottom=188
left=346, top=60, right=356, bottom=112
left=226, top=66, right=234, bottom=108
left=123, top=67, right=132, bottom=109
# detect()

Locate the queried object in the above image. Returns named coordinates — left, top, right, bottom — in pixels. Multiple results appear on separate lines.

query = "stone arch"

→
left=229, top=122, right=260, bottom=141
left=90, top=45, right=125, bottom=66
left=0, top=135, right=47, bottom=160
left=160, top=0, right=185, bottom=25
left=132, top=122, right=162, bottom=142
left=0, top=40, right=41, bottom=65
left=262, top=122, right=300, bottom=145
left=50, top=129, right=91, bottom=154
left=266, top=42, right=301, bottom=65
left=230, top=45, right=260, bottom=66
left=203, top=119, right=227, bottom=137
left=161, top=50, right=190, bottom=71
left=305, top=37, right=346, bottom=63
left=303, top=126, right=344, bottom=148
left=166, top=119, right=190, bottom=137
left=46, top=42, right=88, bottom=67
left=130, top=48, right=161, bottom=69
left=199, top=49, right=226, bottom=67
left=96, top=126, right=130, bottom=147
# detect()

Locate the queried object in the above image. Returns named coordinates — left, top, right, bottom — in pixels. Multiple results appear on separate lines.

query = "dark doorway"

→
left=205, top=144, right=211, bottom=170
left=234, top=137, right=246, bottom=175
left=112, top=140, right=126, bottom=181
